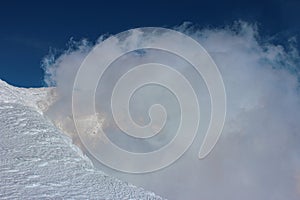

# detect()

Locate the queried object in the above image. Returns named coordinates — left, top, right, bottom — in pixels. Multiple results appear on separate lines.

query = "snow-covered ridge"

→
left=0, top=79, right=56, bottom=113
left=0, top=79, right=163, bottom=199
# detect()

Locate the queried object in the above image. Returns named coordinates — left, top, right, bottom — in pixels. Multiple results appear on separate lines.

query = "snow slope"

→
left=0, top=80, right=163, bottom=199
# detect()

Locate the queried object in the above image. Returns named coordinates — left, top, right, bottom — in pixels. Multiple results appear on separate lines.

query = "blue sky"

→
left=0, top=0, right=299, bottom=87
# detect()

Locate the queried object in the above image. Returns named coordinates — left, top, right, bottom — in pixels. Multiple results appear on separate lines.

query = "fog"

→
left=42, top=21, right=300, bottom=199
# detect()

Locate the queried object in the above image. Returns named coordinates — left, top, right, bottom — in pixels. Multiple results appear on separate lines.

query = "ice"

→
left=0, top=80, right=164, bottom=199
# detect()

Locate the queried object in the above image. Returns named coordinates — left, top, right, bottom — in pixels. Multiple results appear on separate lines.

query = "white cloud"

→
left=42, top=21, right=300, bottom=200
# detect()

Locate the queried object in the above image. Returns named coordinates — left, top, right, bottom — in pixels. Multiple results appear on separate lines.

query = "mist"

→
left=42, top=21, right=300, bottom=199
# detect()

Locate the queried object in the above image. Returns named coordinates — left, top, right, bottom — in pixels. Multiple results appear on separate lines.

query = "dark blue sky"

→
left=0, top=0, right=299, bottom=87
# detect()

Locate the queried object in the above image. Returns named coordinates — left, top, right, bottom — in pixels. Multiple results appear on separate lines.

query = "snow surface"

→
left=0, top=80, right=164, bottom=199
